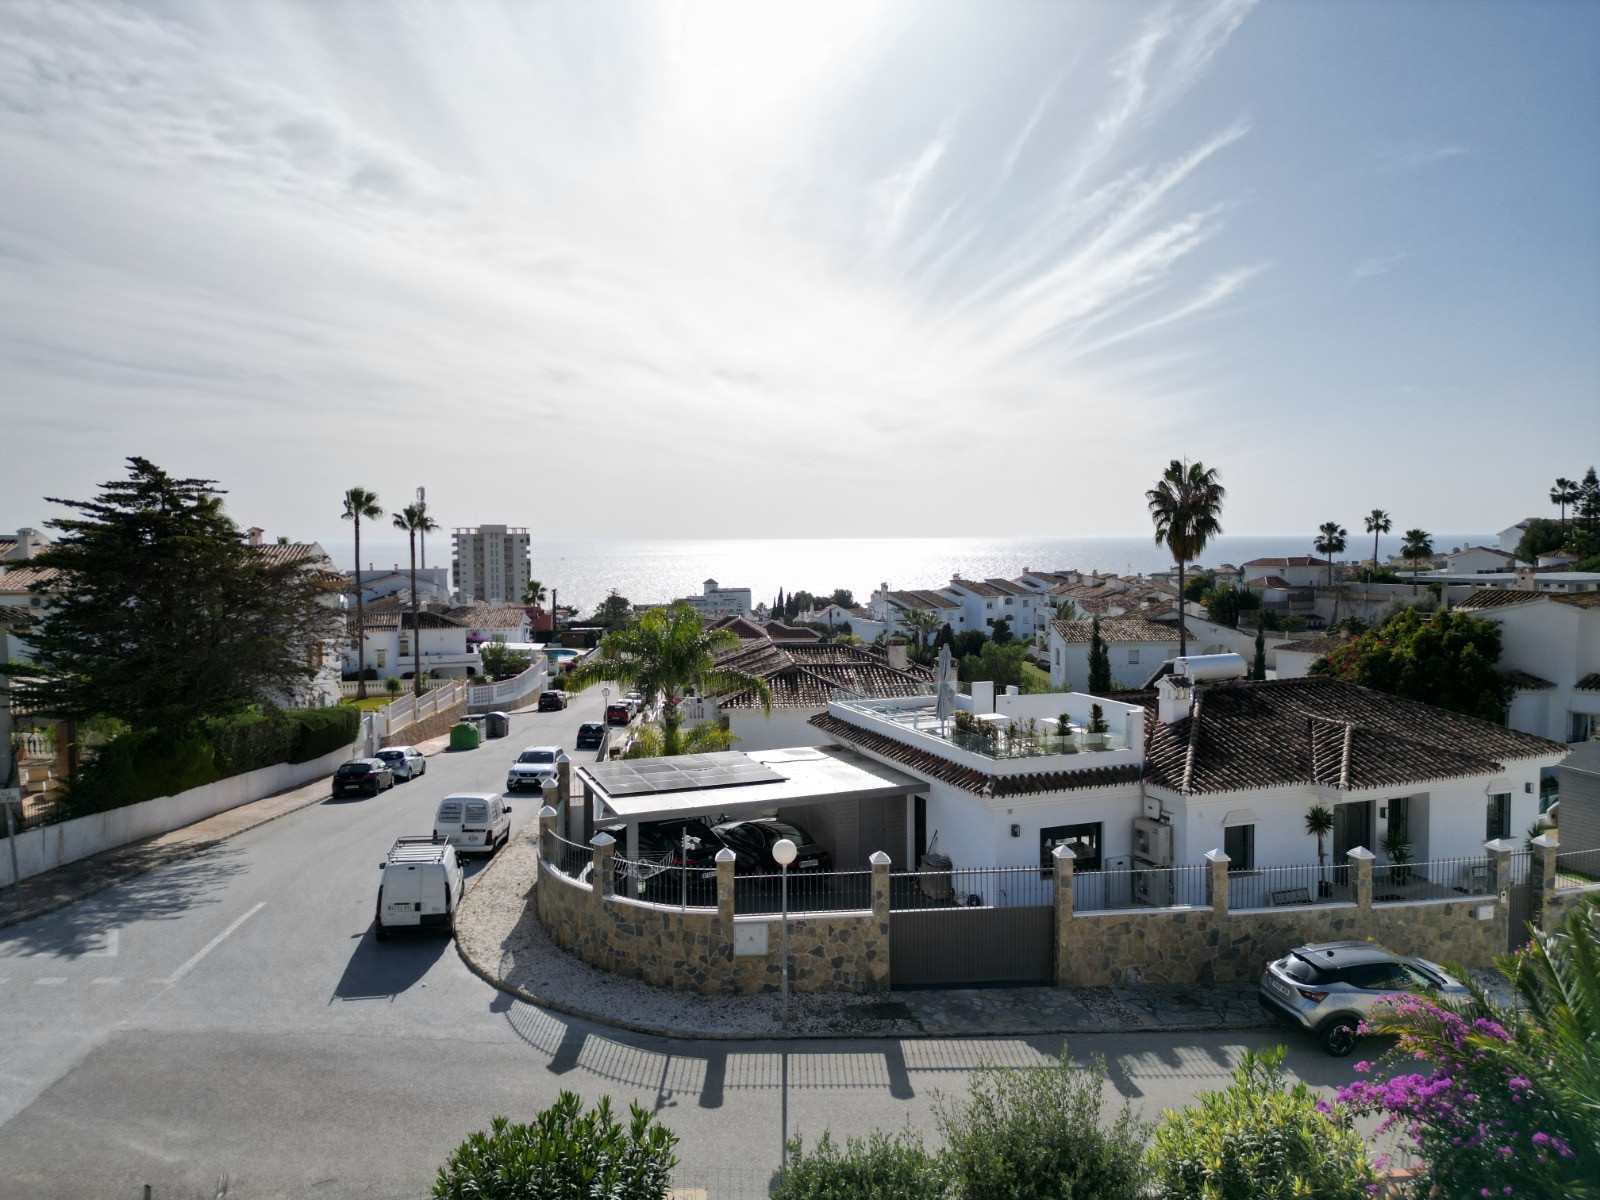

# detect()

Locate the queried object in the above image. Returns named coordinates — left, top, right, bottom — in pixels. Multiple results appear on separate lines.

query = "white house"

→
left=348, top=566, right=451, bottom=606
left=248, top=536, right=345, bottom=710
left=1456, top=588, right=1600, bottom=745
left=342, top=610, right=481, bottom=681
left=1241, top=557, right=1331, bottom=589
left=1498, top=519, right=1542, bottom=554
left=866, top=585, right=963, bottom=636
left=1271, top=633, right=1356, bottom=680
left=1438, top=546, right=1517, bottom=574
left=447, top=603, right=534, bottom=646
left=677, top=578, right=753, bottom=619
left=0, top=528, right=50, bottom=563
left=1047, top=618, right=1181, bottom=691
left=947, top=577, right=1039, bottom=640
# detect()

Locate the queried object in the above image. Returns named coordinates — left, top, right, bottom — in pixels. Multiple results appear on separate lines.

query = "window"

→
left=1571, top=712, right=1595, bottom=743
left=1388, top=796, right=1410, bottom=841
left=376, top=649, right=387, bottom=669
left=1487, top=793, right=1511, bottom=841
left=1004, top=597, right=1013, bottom=605
left=1128, top=648, right=1141, bottom=664
left=1040, top=822, right=1101, bottom=873
left=1224, top=823, right=1255, bottom=871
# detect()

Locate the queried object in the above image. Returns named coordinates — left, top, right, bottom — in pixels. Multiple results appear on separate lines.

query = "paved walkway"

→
left=0, top=733, right=452, bottom=931
left=454, top=831, right=1272, bottom=1041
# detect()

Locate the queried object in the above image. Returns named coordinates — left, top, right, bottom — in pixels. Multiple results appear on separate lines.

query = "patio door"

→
left=1333, top=800, right=1372, bottom=885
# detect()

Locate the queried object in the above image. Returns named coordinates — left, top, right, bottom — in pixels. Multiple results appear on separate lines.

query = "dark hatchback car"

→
left=712, top=818, right=832, bottom=874
left=332, top=758, right=395, bottom=797
left=574, top=722, right=606, bottom=750
left=537, top=690, right=567, bottom=712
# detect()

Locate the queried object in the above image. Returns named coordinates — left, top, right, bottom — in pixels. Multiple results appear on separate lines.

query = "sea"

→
left=323, top=533, right=1492, bottom=617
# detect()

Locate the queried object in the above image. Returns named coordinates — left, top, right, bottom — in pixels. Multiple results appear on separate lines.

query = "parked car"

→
left=375, top=745, right=426, bottom=782
left=625, top=691, right=646, bottom=714
left=538, top=690, right=567, bottom=712
left=574, top=722, right=606, bottom=750
left=506, top=745, right=560, bottom=793
left=332, top=758, right=395, bottom=797
left=374, top=836, right=463, bottom=941
left=433, top=792, right=513, bottom=856
left=605, top=702, right=632, bottom=726
left=711, top=818, right=832, bottom=874
left=597, top=819, right=727, bottom=896
left=1258, top=940, right=1469, bottom=1056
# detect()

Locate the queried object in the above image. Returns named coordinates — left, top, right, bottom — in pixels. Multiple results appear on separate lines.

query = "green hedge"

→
left=65, top=705, right=358, bottom=818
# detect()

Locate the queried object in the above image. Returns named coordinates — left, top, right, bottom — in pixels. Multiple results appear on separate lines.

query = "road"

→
left=0, top=691, right=1361, bottom=1199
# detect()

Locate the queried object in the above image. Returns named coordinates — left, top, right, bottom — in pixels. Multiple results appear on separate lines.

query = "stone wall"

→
left=535, top=828, right=891, bottom=995
left=1543, top=885, right=1600, bottom=932
left=379, top=699, right=465, bottom=749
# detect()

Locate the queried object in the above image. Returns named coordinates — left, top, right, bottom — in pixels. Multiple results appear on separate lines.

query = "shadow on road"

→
left=331, top=927, right=449, bottom=1001
left=0, top=842, right=246, bottom=960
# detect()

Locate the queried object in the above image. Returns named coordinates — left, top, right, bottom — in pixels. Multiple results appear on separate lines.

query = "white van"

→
left=374, top=836, right=464, bottom=940
left=433, top=792, right=512, bottom=855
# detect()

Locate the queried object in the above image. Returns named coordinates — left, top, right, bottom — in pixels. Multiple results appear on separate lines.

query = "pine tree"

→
left=1251, top=623, right=1267, bottom=680
left=1087, top=615, right=1113, bottom=694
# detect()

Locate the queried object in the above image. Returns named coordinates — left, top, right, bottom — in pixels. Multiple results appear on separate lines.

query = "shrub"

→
left=1147, top=1046, right=1373, bottom=1200
left=284, top=705, right=360, bottom=762
left=205, top=710, right=297, bottom=776
left=66, top=729, right=219, bottom=815
left=432, top=1092, right=677, bottom=1200
left=774, top=1128, right=947, bottom=1200
left=937, top=1053, right=1149, bottom=1200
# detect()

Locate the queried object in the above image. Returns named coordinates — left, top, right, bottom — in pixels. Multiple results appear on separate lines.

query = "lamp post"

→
left=602, top=685, right=610, bottom=717
left=772, top=836, right=797, bottom=1030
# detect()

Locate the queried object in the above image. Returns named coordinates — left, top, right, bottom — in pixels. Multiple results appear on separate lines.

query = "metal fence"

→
left=889, top=865, right=1054, bottom=911
left=1073, top=863, right=1210, bottom=911
left=546, top=833, right=593, bottom=881
left=1372, top=854, right=1491, bottom=901
left=733, top=869, right=875, bottom=915
left=1228, top=863, right=1337, bottom=910
left=1556, top=845, right=1600, bottom=887
left=608, top=855, right=715, bottom=907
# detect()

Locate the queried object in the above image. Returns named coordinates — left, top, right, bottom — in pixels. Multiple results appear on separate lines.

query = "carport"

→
left=570, top=746, right=924, bottom=875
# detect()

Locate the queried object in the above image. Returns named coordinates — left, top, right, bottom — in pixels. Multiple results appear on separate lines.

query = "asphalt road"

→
left=0, top=691, right=1362, bottom=1200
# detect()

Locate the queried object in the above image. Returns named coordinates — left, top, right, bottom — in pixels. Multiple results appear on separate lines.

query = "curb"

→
left=451, top=848, right=1277, bottom=1044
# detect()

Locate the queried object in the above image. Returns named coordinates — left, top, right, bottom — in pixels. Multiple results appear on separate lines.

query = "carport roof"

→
left=577, top=745, right=924, bottom=823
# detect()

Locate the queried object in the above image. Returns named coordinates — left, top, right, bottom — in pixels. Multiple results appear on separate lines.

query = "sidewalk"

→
left=454, top=831, right=1274, bottom=1041
left=0, top=733, right=452, bottom=931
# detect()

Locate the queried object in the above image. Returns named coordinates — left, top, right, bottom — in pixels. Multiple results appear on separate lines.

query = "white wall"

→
left=921, top=779, right=1145, bottom=874
left=0, top=740, right=357, bottom=886
left=726, top=709, right=831, bottom=753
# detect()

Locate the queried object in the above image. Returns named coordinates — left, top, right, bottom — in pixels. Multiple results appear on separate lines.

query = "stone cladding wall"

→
left=1543, top=886, right=1600, bottom=932
left=379, top=699, right=466, bottom=749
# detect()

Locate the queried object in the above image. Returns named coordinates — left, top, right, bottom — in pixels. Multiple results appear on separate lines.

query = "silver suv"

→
left=1258, top=940, right=1468, bottom=1056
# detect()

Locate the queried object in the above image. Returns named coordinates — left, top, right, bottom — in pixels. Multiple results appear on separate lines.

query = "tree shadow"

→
left=330, top=926, right=449, bottom=1001
left=0, top=842, right=246, bottom=960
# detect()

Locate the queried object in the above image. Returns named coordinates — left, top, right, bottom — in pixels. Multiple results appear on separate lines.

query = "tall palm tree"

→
left=899, top=606, right=942, bottom=653
left=566, top=605, right=773, bottom=754
left=393, top=500, right=439, bottom=696
left=341, top=487, right=383, bottom=699
left=1363, top=509, right=1391, bottom=581
left=1145, top=459, right=1226, bottom=658
left=1313, top=521, right=1347, bottom=588
left=1551, top=476, right=1581, bottom=527
left=1401, top=528, right=1433, bottom=594
left=522, top=579, right=548, bottom=608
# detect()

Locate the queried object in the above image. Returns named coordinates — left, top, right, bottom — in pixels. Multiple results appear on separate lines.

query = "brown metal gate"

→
left=890, top=867, right=1055, bottom=988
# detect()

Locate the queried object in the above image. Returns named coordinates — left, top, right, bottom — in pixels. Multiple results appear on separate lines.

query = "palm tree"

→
left=1145, top=458, right=1226, bottom=657
left=393, top=500, right=439, bottom=696
left=565, top=604, right=773, bottom=755
left=1363, top=509, right=1391, bottom=581
left=1305, top=804, right=1335, bottom=896
left=1313, top=521, right=1347, bottom=588
left=341, top=487, right=383, bottom=699
left=1551, top=477, right=1581, bottom=527
left=1401, top=528, right=1433, bottom=594
left=898, top=606, right=942, bottom=653
left=522, top=579, right=548, bottom=608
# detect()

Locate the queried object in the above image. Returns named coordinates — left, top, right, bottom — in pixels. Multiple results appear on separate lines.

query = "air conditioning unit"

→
left=1133, top=867, right=1173, bottom=907
left=1133, top=817, right=1173, bottom=866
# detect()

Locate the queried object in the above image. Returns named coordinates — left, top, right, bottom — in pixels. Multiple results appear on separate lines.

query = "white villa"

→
left=342, top=608, right=482, bottom=681
left=676, top=579, right=753, bottom=619
left=1456, top=588, right=1600, bottom=746
left=1047, top=617, right=1180, bottom=691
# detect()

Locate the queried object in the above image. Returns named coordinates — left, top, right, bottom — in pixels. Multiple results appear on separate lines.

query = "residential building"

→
left=1556, top=738, right=1600, bottom=853
left=1455, top=588, right=1600, bottom=745
left=0, top=528, right=50, bottom=563
left=246, top=532, right=346, bottom=709
left=0, top=565, right=61, bottom=665
left=342, top=610, right=481, bottom=681
left=1240, top=556, right=1331, bottom=589
left=1047, top=618, right=1181, bottom=691
left=1437, top=545, right=1516, bottom=574
left=1272, top=633, right=1356, bottom=680
left=1498, top=519, right=1542, bottom=554
left=866, top=584, right=963, bottom=636
left=346, top=565, right=451, bottom=606
left=676, top=578, right=753, bottom=619
left=447, top=603, right=534, bottom=647
left=451, top=525, right=531, bottom=604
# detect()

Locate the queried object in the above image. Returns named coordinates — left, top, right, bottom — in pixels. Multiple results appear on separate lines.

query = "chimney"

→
left=886, top=637, right=908, bottom=671
left=247, top=526, right=264, bottom=547
left=1514, top=567, right=1536, bottom=592
left=1157, top=675, right=1193, bottom=725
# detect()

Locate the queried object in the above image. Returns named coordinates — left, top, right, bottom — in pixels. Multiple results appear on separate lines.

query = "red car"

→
left=605, top=703, right=632, bottom=726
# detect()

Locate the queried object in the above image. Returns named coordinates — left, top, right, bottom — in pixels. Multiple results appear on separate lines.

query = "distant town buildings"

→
left=676, top=578, right=753, bottom=619
left=451, top=525, right=530, bottom=605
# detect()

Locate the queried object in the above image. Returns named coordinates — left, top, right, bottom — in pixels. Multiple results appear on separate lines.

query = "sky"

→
left=1, top=0, right=1597, bottom=543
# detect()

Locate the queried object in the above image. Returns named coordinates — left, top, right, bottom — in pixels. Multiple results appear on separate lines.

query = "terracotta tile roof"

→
left=1143, top=677, right=1564, bottom=796
left=1241, top=556, right=1330, bottom=569
left=1252, top=575, right=1301, bottom=590
left=1576, top=673, right=1600, bottom=692
left=1456, top=589, right=1543, bottom=610
left=983, top=578, right=1034, bottom=596
left=809, top=713, right=1143, bottom=797
left=1502, top=670, right=1555, bottom=691
left=447, top=604, right=527, bottom=630
left=763, top=620, right=821, bottom=642
left=1050, top=617, right=1181, bottom=645
left=949, top=578, right=1005, bottom=598
left=347, top=609, right=464, bottom=633
left=1552, top=592, right=1600, bottom=609
left=885, top=589, right=959, bottom=611
left=1275, top=634, right=1355, bottom=656
left=0, top=566, right=61, bottom=592
left=250, top=542, right=327, bottom=568
left=1446, top=546, right=1514, bottom=561
left=714, top=640, right=932, bottom=709
left=709, top=615, right=770, bottom=639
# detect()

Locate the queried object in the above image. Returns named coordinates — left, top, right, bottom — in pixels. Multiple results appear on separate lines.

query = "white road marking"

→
left=91, top=976, right=122, bottom=986
left=34, top=977, right=65, bottom=986
left=165, top=902, right=265, bottom=986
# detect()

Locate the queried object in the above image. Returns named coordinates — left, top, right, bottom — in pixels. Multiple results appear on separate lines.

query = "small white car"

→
left=374, top=836, right=463, bottom=940
left=434, top=792, right=512, bottom=855
left=506, top=745, right=560, bottom=793
left=625, top=691, right=646, bottom=715
left=375, top=745, right=426, bottom=782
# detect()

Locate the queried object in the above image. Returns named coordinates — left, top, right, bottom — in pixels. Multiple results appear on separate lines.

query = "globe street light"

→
left=772, top=836, right=797, bottom=1029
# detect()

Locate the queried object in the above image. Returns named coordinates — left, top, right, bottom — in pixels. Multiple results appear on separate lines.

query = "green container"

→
left=448, top=721, right=481, bottom=751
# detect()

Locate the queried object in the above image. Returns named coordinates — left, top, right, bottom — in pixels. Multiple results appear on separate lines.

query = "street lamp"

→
left=772, top=836, right=797, bottom=1029
left=602, top=685, right=610, bottom=714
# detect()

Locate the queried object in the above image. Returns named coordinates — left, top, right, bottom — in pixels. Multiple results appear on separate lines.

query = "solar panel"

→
left=586, top=751, right=786, bottom=797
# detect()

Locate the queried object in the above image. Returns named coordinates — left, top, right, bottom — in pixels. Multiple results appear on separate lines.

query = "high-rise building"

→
left=451, top=525, right=530, bottom=604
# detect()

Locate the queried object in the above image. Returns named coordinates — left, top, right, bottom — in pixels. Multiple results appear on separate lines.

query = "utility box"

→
left=919, top=852, right=953, bottom=901
left=1132, top=817, right=1173, bottom=866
